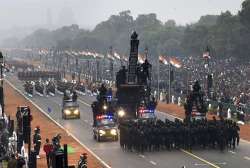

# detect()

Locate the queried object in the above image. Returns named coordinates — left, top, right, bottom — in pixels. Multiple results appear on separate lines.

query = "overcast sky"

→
left=0, top=0, right=245, bottom=29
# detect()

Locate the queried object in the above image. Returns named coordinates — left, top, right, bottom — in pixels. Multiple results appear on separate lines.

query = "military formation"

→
left=24, top=81, right=33, bottom=95
left=23, top=78, right=88, bottom=98
left=56, top=80, right=74, bottom=93
left=34, top=81, right=44, bottom=95
left=18, top=71, right=61, bottom=81
left=46, top=80, right=56, bottom=95
left=119, top=117, right=240, bottom=153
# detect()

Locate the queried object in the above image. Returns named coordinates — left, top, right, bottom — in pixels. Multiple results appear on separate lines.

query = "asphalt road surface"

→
left=6, top=73, right=250, bottom=168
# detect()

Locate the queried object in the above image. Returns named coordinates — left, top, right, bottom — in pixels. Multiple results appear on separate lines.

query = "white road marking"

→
left=228, top=150, right=236, bottom=154
left=139, top=154, right=145, bottom=158
left=241, top=139, right=250, bottom=145
left=150, top=161, right=157, bottom=165
left=194, top=162, right=226, bottom=166
left=181, top=149, right=221, bottom=168
left=78, top=99, right=91, bottom=107
left=244, top=156, right=250, bottom=160
left=194, top=163, right=207, bottom=166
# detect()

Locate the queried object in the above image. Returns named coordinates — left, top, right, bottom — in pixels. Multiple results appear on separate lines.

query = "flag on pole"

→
left=169, top=57, right=182, bottom=68
left=159, top=55, right=168, bottom=65
left=203, top=51, right=210, bottom=59
left=138, top=53, right=145, bottom=64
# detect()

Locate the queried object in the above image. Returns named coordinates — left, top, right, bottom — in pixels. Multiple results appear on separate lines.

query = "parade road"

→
left=6, top=73, right=250, bottom=168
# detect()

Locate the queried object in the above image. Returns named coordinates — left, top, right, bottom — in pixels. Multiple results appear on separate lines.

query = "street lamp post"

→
left=168, top=64, right=172, bottom=103
left=0, top=51, right=4, bottom=117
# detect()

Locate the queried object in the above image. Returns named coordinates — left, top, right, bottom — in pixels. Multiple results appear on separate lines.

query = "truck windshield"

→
left=96, top=119, right=115, bottom=127
left=64, top=101, right=78, bottom=107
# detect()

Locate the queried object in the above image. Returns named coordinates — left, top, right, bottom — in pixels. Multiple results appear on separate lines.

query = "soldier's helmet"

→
left=34, top=126, right=40, bottom=132
left=80, top=153, right=87, bottom=159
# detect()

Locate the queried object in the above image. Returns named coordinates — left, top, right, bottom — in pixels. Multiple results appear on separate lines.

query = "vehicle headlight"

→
left=118, top=109, right=125, bottom=117
left=103, top=105, right=107, bottom=110
left=99, top=129, right=106, bottom=136
left=73, top=109, right=79, bottom=115
left=64, top=109, right=71, bottom=115
left=110, top=129, right=117, bottom=135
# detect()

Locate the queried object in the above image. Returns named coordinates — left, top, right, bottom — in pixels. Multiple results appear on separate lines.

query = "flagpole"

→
left=157, top=56, right=160, bottom=100
left=168, top=64, right=171, bottom=104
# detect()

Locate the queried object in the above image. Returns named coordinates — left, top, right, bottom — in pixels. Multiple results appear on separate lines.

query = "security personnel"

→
left=63, top=91, right=70, bottom=104
left=77, top=153, right=87, bottom=168
left=119, top=116, right=240, bottom=152
left=91, top=101, right=99, bottom=126
left=98, top=84, right=107, bottom=101
left=141, top=59, right=151, bottom=84
left=72, top=91, right=78, bottom=102
left=33, top=126, right=41, bottom=159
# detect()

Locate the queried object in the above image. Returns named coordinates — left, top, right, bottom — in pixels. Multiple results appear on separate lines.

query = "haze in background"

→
left=0, top=0, right=244, bottom=43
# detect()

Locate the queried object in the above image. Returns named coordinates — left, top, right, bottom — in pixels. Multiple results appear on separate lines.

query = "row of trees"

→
left=3, top=0, right=250, bottom=62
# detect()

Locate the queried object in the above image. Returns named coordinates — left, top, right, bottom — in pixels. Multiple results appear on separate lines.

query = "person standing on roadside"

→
left=43, top=138, right=53, bottom=168
left=33, top=126, right=41, bottom=159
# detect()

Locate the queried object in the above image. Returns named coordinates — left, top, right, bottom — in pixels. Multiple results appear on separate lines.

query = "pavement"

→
left=5, top=73, right=250, bottom=168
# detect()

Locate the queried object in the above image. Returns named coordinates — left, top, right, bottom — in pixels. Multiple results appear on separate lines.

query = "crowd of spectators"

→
left=180, top=56, right=250, bottom=107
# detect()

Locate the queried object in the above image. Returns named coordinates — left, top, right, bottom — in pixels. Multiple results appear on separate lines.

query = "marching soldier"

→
left=119, top=117, right=240, bottom=152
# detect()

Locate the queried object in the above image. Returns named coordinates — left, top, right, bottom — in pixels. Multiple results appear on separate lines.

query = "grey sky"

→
left=0, top=0, right=245, bottom=29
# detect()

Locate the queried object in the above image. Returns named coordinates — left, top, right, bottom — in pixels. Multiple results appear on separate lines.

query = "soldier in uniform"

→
left=72, top=91, right=78, bottom=102
left=52, top=134, right=62, bottom=151
left=98, top=84, right=107, bottom=102
left=91, top=101, right=99, bottom=126
left=63, top=91, right=70, bottom=105
left=141, top=59, right=151, bottom=83
left=77, top=153, right=88, bottom=168
left=33, top=126, right=42, bottom=158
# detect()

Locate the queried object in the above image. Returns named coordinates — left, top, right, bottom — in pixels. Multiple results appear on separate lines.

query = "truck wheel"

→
left=97, top=135, right=101, bottom=142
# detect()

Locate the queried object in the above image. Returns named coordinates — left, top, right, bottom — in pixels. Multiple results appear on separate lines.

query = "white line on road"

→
left=139, top=154, right=145, bottom=158
left=194, top=162, right=226, bottom=166
left=194, top=163, right=207, bottom=166
left=228, top=150, right=236, bottom=154
left=78, top=99, right=91, bottom=107
left=150, top=161, right=157, bottom=165
left=241, top=139, right=250, bottom=145
left=181, top=149, right=221, bottom=168
left=244, top=156, right=250, bottom=160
